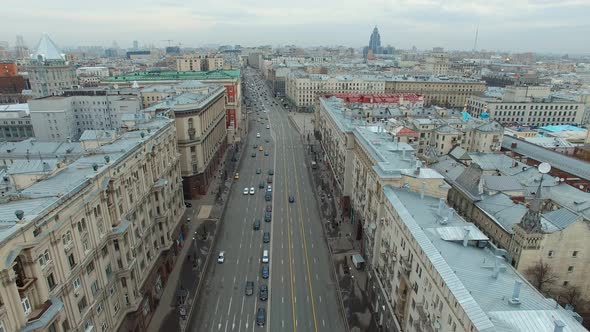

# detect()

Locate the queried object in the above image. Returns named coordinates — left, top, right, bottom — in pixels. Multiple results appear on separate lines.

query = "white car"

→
left=217, top=251, right=225, bottom=264
left=266, top=125, right=270, bottom=129
left=256, top=133, right=261, bottom=138
left=250, top=187, right=255, bottom=195
left=267, top=185, right=272, bottom=193
left=243, top=187, right=249, bottom=195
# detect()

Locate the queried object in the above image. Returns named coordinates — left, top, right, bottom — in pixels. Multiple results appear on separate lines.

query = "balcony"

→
left=400, top=256, right=411, bottom=277
left=17, top=277, right=37, bottom=294
left=415, top=303, right=436, bottom=332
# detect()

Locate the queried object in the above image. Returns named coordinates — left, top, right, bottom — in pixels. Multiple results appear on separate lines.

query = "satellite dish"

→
left=560, top=178, right=565, bottom=182
left=538, top=162, right=551, bottom=174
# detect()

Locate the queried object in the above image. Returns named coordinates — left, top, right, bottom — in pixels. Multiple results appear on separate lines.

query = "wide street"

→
left=188, top=68, right=345, bottom=332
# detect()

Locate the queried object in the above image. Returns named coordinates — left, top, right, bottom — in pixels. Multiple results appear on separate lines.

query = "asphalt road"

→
left=188, top=68, right=344, bottom=332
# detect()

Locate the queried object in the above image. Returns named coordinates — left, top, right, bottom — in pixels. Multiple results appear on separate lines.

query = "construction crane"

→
left=161, top=39, right=174, bottom=46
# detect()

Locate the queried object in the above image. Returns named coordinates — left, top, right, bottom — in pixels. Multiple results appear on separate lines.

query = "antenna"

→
left=473, top=25, right=479, bottom=52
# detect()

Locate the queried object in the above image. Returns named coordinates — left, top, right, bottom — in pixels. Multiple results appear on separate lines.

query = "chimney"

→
left=553, top=320, right=565, bottom=332
left=511, top=142, right=517, bottom=149
left=420, top=182, right=426, bottom=199
left=462, top=226, right=471, bottom=247
left=509, top=280, right=522, bottom=305
left=437, top=198, right=445, bottom=216
left=492, top=256, right=502, bottom=279
left=414, top=166, right=421, bottom=175
left=447, top=208, right=454, bottom=222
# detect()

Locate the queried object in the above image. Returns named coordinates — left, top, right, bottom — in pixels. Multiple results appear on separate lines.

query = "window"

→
left=96, top=301, right=103, bottom=314
left=84, top=320, right=93, bottom=332
left=110, top=285, right=116, bottom=296
left=101, top=321, right=108, bottom=332
left=124, top=293, right=130, bottom=305
left=548, top=250, right=554, bottom=257
left=73, top=277, right=81, bottom=290
left=568, top=266, right=574, bottom=273
left=91, top=280, right=99, bottom=296
left=0, top=320, right=6, bottom=332
left=82, top=236, right=90, bottom=253
left=563, top=281, right=569, bottom=286
left=46, top=273, right=56, bottom=290
left=62, top=231, right=73, bottom=247
left=121, top=277, right=127, bottom=288
left=38, top=249, right=51, bottom=267
left=68, top=254, right=76, bottom=269
left=101, top=246, right=108, bottom=257
left=114, top=301, right=120, bottom=314
left=572, top=251, right=579, bottom=257
left=114, top=240, right=120, bottom=251
left=86, top=261, right=95, bottom=274
left=78, top=296, right=88, bottom=314
left=21, top=297, right=31, bottom=315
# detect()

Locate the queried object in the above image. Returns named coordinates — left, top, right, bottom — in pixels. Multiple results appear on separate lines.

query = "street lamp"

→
left=348, top=273, right=355, bottom=321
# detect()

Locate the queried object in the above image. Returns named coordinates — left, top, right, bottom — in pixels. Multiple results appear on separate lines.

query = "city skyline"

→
left=1, top=0, right=590, bottom=54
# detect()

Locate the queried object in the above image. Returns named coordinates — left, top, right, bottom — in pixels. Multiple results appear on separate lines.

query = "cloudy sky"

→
left=1, top=0, right=589, bottom=54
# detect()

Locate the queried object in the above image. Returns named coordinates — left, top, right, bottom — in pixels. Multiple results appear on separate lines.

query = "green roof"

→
left=106, top=69, right=241, bottom=82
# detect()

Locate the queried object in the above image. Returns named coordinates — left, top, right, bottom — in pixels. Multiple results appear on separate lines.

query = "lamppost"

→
left=348, top=272, right=355, bottom=322
left=192, top=236, right=198, bottom=268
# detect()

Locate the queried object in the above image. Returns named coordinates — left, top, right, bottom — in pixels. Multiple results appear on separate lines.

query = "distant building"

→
left=26, top=34, right=78, bottom=98
left=368, top=26, right=381, bottom=55
left=126, top=50, right=150, bottom=60
left=28, top=88, right=141, bottom=141
left=0, top=60, right=18, bottom=77
left=76, top=66, right=110, bottom=87
left=140, top=80, right=213, bottom=108
left=143, top=88, right=227, bottom=198
left=165, top=46, right=180, bottom=55
left=467, top=86, right=585, bottom=126
left=0, top=103, right=34, bottom=141
left=425, top=47, right=449, bottom=75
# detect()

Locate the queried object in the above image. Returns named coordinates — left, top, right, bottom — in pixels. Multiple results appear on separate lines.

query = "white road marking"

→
left=233, top=276, right=236, bottom=284
left=224, top=320, right=228, bottom=332
left=232, top=313, right=236, bottom=330
left=237, top=258, right=240, bottom=264
left=323, top=319, right=326, bottom=327
left=316, top=273, right=319, bottom=280
left=281, top=259, right=283, bottom=265
left=319, top=295, right=322, bottom=303
left=282, top=296, right=284, bottom=303
left=227, top=296, right=233, bottom=315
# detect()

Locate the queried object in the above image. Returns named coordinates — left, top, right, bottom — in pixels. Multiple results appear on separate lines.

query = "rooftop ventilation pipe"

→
left=447, top=208, right=454, bottom=222
left=553, top=320, right=565, bottom=332
left=462, top=227, right=471, bottom=247
left=437, top=198, right=445, bottom=216
left=508, top=280, right=522, bottom=305
left=420, top=182, right=426, bottom=199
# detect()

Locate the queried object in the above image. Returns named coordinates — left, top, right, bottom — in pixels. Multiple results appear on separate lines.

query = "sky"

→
left=1, top=0, right=589, bottom=54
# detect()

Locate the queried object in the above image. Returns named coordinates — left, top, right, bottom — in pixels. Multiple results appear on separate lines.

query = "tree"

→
left=561, top=284, right=582, bottom=309
left=525, top=259, right=558, bottom=293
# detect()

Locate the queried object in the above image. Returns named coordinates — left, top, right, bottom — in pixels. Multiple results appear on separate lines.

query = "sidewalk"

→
left=147, top=143, right=242, bottom=332
left=289, top=112, right=376, bottom=332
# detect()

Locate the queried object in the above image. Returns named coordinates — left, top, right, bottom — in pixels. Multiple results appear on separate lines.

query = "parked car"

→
left=268, top=169, right=274, bottom=175
left=251, top=152, right=256, bottom=158
left=265, top=193, right=272, bottom=202
left=217, top=251, right=225, bottom=263
left=263, top=232, right=270, bottom=243
left=249, top=187, right=255, bottom=195
left=256, top=308, right=266, bottom=326
left=234, top=173, right=240, bottom=179
left=261, top=265, right=269, bottom=279
left=264, top=211, right=272, bottom=222
left=259, top=181, right=265, bottom=189
left=259, top=284, right=268, bottom=301
left=243, top=188, right=249, bottom=195
left=289, top=195, right=295, bottom=203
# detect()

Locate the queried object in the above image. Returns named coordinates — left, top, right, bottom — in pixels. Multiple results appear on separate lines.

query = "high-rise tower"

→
left=27, top=33, right=77, bottom=97
left=368, top=26, right=381, bottom=55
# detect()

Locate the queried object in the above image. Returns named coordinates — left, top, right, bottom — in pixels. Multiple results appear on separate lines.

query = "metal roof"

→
left=482, top=175, right=524, bottom=192
left=542, top=208, right=580, bottom=230
left=437, top=225, right=489, bottom=242
left=30, top=33, right=64, bottom=61
left=502, top=136, right=590, bottom=181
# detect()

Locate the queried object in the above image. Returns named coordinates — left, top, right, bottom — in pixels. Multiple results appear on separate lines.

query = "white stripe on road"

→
left=227, top=296, right=233, bottom=315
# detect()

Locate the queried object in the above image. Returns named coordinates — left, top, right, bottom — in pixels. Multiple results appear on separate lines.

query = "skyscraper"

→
left=368, top=26, right=381, bottom=54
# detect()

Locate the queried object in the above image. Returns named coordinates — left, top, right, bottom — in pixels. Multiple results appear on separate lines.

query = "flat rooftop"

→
left=384, top=186, right=586, bottom=332
left=105, top=69, right=240, bottom=82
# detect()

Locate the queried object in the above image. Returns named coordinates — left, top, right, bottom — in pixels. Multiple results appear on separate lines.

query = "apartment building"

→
left=0, top=103, right=35, bottom=141
left=368, top=185, right=585, bottom=332
left=176, top=54, right=224, bottom=72
left=0, top=116, right=186, bottom=332
left=104, top=70, right=242, bottom=142
left=424, top=47, right=449, bottom=75
left=384, top=76, right=486, bottom=108
left=467, top=85, right=585, bottom=126
left=27, top=34, right=78, bottom=98
left=144, top=87, right=227, bottom=198
left=140, top=81, right=213, bottom=108
left=28, top=89, right=141, bottom=142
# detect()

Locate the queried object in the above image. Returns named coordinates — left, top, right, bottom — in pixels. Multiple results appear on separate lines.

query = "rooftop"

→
left=144, top=86, right=225, bottom=114
left=30, top=33, right=64, bottom=62
left=105, top=69, right=240, bottom=82
left=502, top=136, right=590, bottom=180
left=0, top=117, right=173, bottom=245
left=384, top=187, right=586, bottom=332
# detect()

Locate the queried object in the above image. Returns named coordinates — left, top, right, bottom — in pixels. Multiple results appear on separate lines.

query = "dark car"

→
left=265, top=192, right=272, bottom=202
left=263, top=232, right=270, bottom=243
left=266, top=205, right=272, bottom=212
left=261, top=265, right=269, bottom=279
left=256, top=168, right=261, bottom=174
left=253, top=144, right=257, bottom=149
left=289, top=196, right=295, bottom=203
left=259, top=181, right=265, bottom=189
left=264, top=211, right=272, bottom=222
left=245, top=281, right=254, bottom=296
left=253, top=219, right=261, bottom=230
left=268, top=169, right=274, bottom=175
left=259, top=284, right=268, bottom=301
left=251, top=152, right=256, bottom=158
left=256, top=308, right=266, bottom=326
left=184, top=201, right=192, bottom=208
left=267, top=176, right=273, bottom=184
left=264, top=151, right=269, bottom=156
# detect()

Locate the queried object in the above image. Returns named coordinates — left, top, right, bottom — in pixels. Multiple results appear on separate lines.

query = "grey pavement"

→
left=187, top=68, right=345, bottom=332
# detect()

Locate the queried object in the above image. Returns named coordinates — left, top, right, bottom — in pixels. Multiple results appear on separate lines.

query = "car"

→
left=259, top=145, right=263, bottom=151
left=264, top=151, right=269, bottom=156
left=256, top=308, right=266, bottom=326
left=253, top=144, right=257, bottom=149
left=266, top=205, right=272, bottom=212
left=249, top=187, right=255, bottom=195
left=267, top=176, right=273, bottom=184
left=184, top=201, right=192, bottom=208
left=256, top=132, right=261, bottom=138
left=263, top=232, right=270, bottom=243
left=234, top=173, right=239, bottom=179
left=256, top=168, right=261, bottom=174
left=261, top=250, right=269, bottom=263
left=259, top=284, right=268, bottom=301
left=245, top=281, right=254, bottom=296
left=259, top=181, right=265, bottom=189
left=217, top=251, right=225, bottom=264
left=265, top=139, right=269, bottom=143
left=289, top=195, right=295, bottom=203
left=266, top=125, right=270, bottom=129
left=265, top=193, right=272, bottom=202
left=243, top=188, right=249, bottom=195
left=253, top=219, right=261, bottom=230
left=264, top=211, right=272, bottom=222
left=267, top=185, right=272, bottom=192
left=251, top=152, right=256, bottom=158
left=268, top=169, right=274, bottom=175
left=261, top=265, right=269, bottom=279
